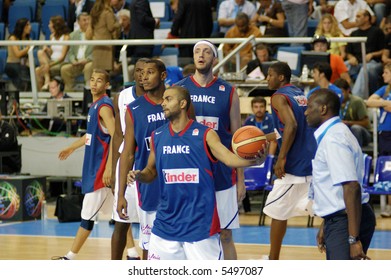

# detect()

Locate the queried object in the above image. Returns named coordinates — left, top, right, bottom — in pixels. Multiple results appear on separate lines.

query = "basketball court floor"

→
left=0, top=203, right=390, bottom=260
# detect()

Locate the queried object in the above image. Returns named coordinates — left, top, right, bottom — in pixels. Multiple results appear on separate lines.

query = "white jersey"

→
left=118, top=86, right=137, bottom=153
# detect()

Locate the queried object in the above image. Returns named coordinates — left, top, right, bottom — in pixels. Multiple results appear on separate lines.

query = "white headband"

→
left=193, top=40, right=217, bottom=57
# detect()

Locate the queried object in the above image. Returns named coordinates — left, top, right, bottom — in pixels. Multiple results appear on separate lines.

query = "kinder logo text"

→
left=163, top=168, right=199, bottom=184
left=196, top=116, right=219, bottom=130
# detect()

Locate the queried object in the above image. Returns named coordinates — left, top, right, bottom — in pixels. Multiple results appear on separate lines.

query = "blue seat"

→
left=276, top=46, right=306, bottom=77
left=159, top=21, right=173, bottom=30
left=0, top=23, right=5, bottom=41
left=41, top=4, right=67, bottom=40
left=0, top=48, right=11, bottom=82
left=362, top=153, right=373, bottom=189
left=364, top=155, right=391, bottom=196
left=307, top=19, right=319, bottom=37
left=12, top=0, right=37, bottom=21
left=8, top=5, right=33, bottom=35
left=30, top=22, right=41, bottom=40
left=45, top=0, right=69, bottom=13
left=244, top=155, right=274, bottom=225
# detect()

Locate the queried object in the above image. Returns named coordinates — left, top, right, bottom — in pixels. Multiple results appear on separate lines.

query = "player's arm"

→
left=271, top=94, right=297, bottom=179
left=111, top=94, right=123, bottom=188
left=230, top=90, right=246, bottom=202
left=58, top=134, right=86, bottom=160
left=207, top=129, right=265, bottom=167
left=129, top=145, right=157, bottom=184
left=99, top=105, right=116, bottom=187
left=117, top=111, right=136, bottom=219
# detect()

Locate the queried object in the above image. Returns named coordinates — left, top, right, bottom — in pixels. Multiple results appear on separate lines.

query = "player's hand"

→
left=236, top=181, right=246, bottom=203
left=103, top=167, right=112, bottom=187
left=117, top=196, right=129, bottom=220
left=274, top=157, right=286, bottom=179
left=255, top=142, right=269, bottom=165
left=127, top=170, right=140, bottom=184
left=316, top=222, right=326, bottom=253
left=350, top=242, right=371, bottom=260
left=58, top=147, right=74, bottom=160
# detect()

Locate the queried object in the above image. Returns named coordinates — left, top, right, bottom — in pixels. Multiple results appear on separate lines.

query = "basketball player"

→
left=117, top=59, right=168, bottom=260
left=175, top=40, right=243, bottom=259
left=54, top=69, right=115, bottom=260
left=110, top=58, right=148, bottom=260
left=263, top=62, right=317, bottom=260
left=127, top=86, right=268, bottom=260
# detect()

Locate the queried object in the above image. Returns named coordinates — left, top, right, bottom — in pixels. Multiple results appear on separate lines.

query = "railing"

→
left=0, top=36, right=368, bottom=103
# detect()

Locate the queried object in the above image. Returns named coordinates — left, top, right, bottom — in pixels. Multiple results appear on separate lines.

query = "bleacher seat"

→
left=12, top=0, right=37, bottom=21
left=8, top=5, right=33, bottom=35
left=0, top=0, right=3, bottom=22
left=0, top=23, right=5, bottom=41
left=0, top=48, right=10, bottom=82
left=30, top=22, right=41, bottom=40
left=45, top=0, right=69, bottom=13
left=41, top=4, right=67, bottom=40
left=307, top=19, right=319, bottom=37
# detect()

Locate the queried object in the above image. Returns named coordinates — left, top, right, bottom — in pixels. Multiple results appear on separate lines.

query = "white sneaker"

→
left=380, top=205, right=391, bottom=218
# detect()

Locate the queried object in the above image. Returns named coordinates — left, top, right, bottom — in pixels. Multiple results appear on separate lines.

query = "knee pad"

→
left=80, top=219, right=94, bottom=231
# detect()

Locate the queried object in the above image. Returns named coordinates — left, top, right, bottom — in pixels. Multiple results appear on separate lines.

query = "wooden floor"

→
left=1, top=205, right=390, bottom=260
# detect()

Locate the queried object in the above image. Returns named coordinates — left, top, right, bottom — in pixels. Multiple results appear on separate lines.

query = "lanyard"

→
left=340, top=100, right=350, bottom=119
left=316, top=118, right=341, bottom=146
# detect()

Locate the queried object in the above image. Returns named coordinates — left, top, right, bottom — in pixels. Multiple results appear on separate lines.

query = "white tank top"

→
left=50, top=35, right=65, bottom=61
left=118, top=86, right=137, bottom=153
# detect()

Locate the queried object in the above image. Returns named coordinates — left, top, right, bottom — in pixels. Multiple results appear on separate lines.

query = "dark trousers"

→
left=323, top=203, right=376, bottom=260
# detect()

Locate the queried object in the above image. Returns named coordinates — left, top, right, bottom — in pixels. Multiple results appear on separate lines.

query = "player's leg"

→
left=268, top=219, right=287, bottom=260
left=138, top=209, right=156, bottom=260
left=147, top=233, right=185, bottom=260
left=56, top=188, right=110, bottom=260
left=184, top=234, right=223, bottom=260
left=216, top=186, right=240, bottom=260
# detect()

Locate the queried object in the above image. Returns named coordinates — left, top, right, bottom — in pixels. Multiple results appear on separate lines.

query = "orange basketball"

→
left=232, top=126, right=266, bottom=159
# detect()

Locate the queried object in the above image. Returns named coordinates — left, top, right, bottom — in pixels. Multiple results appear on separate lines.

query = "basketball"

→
left=232, top=126, right=266, bottom=159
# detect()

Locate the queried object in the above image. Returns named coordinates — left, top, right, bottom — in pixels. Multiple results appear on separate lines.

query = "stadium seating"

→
left=30, top=22, right=41, bottom=40
left=8, top=4, right=34, bottom=35
left=41, top=4, right=67, bottom=40
left=0, top=23, right=5, bottom=41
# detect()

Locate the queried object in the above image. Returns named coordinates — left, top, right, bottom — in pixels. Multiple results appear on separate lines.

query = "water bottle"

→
left=41, top=200, right=47, bottom=220
left=301, top=64, right=309, bottom=81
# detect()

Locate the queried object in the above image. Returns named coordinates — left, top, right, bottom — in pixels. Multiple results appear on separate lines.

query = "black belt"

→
left=322, top=203, right=369, bottom=220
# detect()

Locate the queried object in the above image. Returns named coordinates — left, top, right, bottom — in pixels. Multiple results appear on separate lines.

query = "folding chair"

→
left=244, top=155, right=274, bottom=226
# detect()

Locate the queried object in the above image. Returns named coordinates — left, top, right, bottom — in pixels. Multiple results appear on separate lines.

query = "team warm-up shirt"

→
left=271, top=84, right=317, bottom=176
left=118, top=86, right=139, bottom=153
left=151, top=120, right=221, bottom=242
left=127, top=94, right=168, bottom=211
left=176, top=76, right=235, bottom=191
left=82, top=95, right=114, bottom=194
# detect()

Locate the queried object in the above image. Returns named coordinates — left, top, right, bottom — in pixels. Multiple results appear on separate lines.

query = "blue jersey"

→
left=307, top=84, right=344, bottom=104
left=176, top=76, right=235, bottom=191
left=271, top=85, right=316, bottom=176
left=82, top=95, right=114, bottom=194
left=243, top=112, right=275, bottom=134
left=374, top=86, right=391, bottom=132
left=127, top=94, right=168, bottom=211
left=151, top=120, right=221, bottom=242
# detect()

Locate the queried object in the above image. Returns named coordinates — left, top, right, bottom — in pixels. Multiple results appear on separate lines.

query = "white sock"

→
left=65, top=251, right=77, bottom=260
left=127, top=247, right=139, bottom=258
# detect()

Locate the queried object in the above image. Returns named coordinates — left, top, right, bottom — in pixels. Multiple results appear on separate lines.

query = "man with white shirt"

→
left=61, top=12, right=93, bottom=92
left=333, top=0, right=375, bottom=36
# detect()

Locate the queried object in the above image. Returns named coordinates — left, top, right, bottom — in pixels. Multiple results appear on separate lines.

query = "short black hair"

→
left=313, top=62, right=332, bottom=81
left=269, top=61, right=291, bottom=83
left=333, top=78, right=350, bottom=90
left=251, top=96, right=267, bottom=107
left=169, top=86, right=191, bottom=111
left=310, top=88, right=341, bottom=117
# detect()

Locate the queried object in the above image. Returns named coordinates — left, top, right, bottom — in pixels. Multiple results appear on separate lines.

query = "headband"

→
left=193, top=40, right=217, bottom=57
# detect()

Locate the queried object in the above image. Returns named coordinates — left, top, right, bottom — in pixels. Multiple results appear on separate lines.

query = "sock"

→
left=65, top=251, right=77, bottom=260
left=127, top=247, right=139, bottom=258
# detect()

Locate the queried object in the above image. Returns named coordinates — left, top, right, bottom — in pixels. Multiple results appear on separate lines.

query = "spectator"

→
left=251, top=0, right=286, bottom=37
left=311, top=0, right=334, bottom=20
left=366, top=0, right=387, bottom=26
left=334, top=78, right=372, bottom=148
left=315, top=13, right=347, bottom=58
left=381, top=15, right=391, bottom=64
left=223, top=12, right=262, bottom=70
left=111, top=0, right=131, bottom=18
left=281, top=0, right=313, bottom=46
left=366, top=63, right=391, bottom=218
left=170, top=0, right=213, bottom=66
left=61, top=12, right=93, bottom=92
left=218, top=0, right=256, bottom=37
left=128, top=0, right=160, bottom=62
left=333, top=0, right=375, bottom=36
left=35, top=15, right=70, bottom=91
left=68, top=0, right=94, bottom=32
left=246, top=43, right=276, bottom=76
left=345, top=9, right=384, bottom=99
left=5, top=18, right=31, bottom=91
left=0, top=111, right=21, bottom=174
left=311, top=35, right=352, bottom=85
left=87, top=0, right=121, bottom=73
left=306, top=62, right=344, bottom=104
